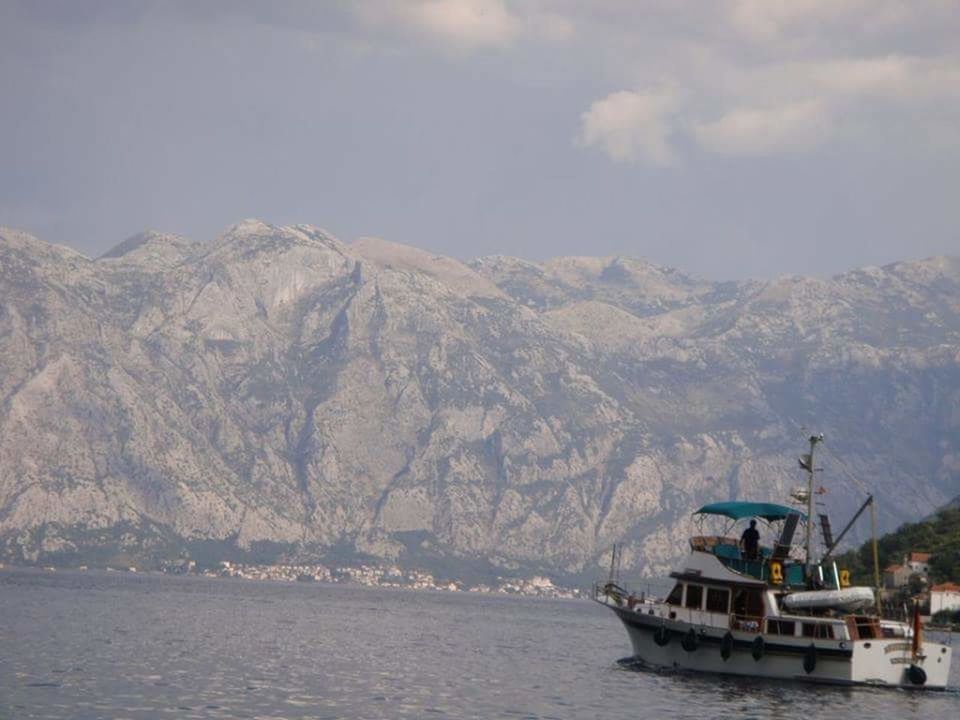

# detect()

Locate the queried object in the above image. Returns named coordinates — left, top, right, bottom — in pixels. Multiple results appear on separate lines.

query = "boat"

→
left=595, top=435, right=954, bottom=689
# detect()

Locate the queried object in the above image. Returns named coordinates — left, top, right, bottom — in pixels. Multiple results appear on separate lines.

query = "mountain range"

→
left=1, top=220, right=958, bottom=581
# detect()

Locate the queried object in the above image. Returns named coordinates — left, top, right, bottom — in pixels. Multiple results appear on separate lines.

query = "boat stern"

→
left=850, top=638, right=953, bottom=689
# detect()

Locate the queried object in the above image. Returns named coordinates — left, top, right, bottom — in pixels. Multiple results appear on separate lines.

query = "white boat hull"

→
left=609, top=604, right=953, bottom=689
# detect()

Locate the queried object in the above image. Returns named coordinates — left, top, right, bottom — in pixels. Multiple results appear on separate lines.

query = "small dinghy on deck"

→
left=782, top=587, right=874, bottom=612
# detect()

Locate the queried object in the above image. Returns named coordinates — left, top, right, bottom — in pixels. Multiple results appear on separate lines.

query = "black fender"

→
left=720, top=631, right=734, bottom=661
left=907, top=664, right=927, bottom=686
left=653, top=626, right=671, bottom=647
left=681, top=628, right=699, bottom=652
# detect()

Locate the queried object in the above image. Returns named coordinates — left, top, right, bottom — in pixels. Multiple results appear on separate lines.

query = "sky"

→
left=1, top=0, right=958, bottom=280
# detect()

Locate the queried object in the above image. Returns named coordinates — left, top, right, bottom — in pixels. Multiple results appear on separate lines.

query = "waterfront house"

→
left=930, top=582, right=960, bottom=615
left=906, top=552, right=932, bottom=576
left=883, top=563, right=910, bottom=589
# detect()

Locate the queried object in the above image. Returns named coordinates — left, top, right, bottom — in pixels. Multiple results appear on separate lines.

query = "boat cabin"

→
left=661, top=575, right=851, bottom=639
left=689, top=501, right=818, bottom=590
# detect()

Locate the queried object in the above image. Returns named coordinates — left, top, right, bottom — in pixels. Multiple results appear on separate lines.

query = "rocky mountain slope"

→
left=1, top=221, right=957, bottom=579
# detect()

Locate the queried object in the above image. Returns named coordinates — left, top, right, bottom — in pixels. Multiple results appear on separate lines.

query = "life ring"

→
left=653, top=626, right=671, bottom=646
left=751, top=635, right=765, bottom=662
left=839, top=569, right=851, bottom=588
left=803, top=643, right=817, bottom=674
left=720, top=631, right=734, bottom=661
left=769, top=560, right=784, bottom=585
left=681, top=628, right=699, bottom=652
left=907, top=664, right=927, bottom=686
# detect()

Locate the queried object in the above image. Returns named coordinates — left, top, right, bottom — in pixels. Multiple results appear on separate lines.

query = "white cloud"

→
left=805, top=56, right=913, bottom=98
left=577, top=89, right=680, bottom=166
left=733, top=55, right=950, bottom=104
left=810, top=55, right=960, bottom=103
left=577, top=47, right=960, bottom=162
left=350, top=1, right=578, bottom=52
left=727, top=0, right=890, bottom=43
left=693, top=99, right=832, bottom=155
left=345, top=2, right=960, bottom=160
left=355, top=0, right=523, bottom=51
left=525, top=10, right=575, bottom=43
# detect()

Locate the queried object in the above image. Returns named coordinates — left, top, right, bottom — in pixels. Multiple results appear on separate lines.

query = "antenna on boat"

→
left=800, top=433, right=824, bottom=581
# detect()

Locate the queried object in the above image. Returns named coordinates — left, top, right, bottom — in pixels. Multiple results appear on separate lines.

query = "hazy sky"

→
left=2, top=1, right=958, bottom=279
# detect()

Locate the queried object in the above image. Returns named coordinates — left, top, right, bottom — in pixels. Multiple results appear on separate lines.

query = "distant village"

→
left=10, top=548, right=958, bottom=612
left=154, top=558, right=583, bottom=599
left=881, top=551, right=960, bottom=622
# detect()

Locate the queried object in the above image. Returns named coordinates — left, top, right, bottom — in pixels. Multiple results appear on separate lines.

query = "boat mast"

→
left=801, top=433, right=824, bottom=580
left=870, top=497, right=882, bottom=609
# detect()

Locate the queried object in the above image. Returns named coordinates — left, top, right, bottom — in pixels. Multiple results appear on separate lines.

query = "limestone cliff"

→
left=1, top=221, right=957, bottom=577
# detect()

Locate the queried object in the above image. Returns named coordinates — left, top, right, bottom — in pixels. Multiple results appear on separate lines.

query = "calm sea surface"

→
left=1, top=569, right=958, bottom=719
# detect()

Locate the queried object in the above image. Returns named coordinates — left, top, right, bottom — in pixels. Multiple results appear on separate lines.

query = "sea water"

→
left=1, top=568, right=958, bottom=719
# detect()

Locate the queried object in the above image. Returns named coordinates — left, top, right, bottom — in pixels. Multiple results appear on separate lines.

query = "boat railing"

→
left=766, top=616, right=847, bottom=640
left=593, top=582, right=666, bottom=614
left=765, top=618, right=797, bottom=637
left=689, top=535, right=739, bottom=552
left=690, top=536, right=782, bottom=583
left=593, top=581, right=623, bottom=604
left=729, top=613, right=763, bottom=633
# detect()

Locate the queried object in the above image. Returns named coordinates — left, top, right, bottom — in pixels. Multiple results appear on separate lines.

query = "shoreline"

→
left=0, top=560, right=585, bottom=600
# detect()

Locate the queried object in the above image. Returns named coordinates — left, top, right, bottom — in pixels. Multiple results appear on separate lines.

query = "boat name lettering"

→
left=883, top=643, right=912, bottom=655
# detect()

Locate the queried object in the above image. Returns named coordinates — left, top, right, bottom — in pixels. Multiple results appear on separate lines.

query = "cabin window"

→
left=802, top=623, right=834, bottom=639
left=705, top=587, right=729, bottom=613
left=851, top=616, right=879, bottom=640
left=880, top=624, right=905, bottom=639
left=767, top=619, right=795, bottom=636
left=665, top=583, right=683, bottom=606
left=685, top=584, right=703, bottom=609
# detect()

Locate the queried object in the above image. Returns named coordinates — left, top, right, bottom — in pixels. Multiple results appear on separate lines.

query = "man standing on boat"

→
left=740, top=519, right=760, bottom=560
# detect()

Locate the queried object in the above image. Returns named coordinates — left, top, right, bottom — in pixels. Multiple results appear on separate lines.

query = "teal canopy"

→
left=694, top=501, right=805, bottom=522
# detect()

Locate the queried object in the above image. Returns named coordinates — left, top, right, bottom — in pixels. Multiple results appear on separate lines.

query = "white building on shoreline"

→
left=930, top=582, right=960, bottom=616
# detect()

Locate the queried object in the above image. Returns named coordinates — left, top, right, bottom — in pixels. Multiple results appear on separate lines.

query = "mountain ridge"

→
left=1, top=221, right=957, bottom=581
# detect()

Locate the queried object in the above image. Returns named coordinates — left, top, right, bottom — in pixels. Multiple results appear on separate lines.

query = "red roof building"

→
left=904, top=551, right=932, bottom=576
left=930, top=582, right=960, bottom=615
left=883, top=563, right=910, bottom=589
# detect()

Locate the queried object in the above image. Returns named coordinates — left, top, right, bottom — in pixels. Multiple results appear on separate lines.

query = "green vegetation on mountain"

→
left=835, top=507, right=960, bottom=585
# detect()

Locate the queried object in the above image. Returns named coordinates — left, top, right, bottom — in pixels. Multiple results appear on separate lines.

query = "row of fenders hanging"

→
left=652, top=626, right=818, bottom=673
left=650, top=625, right=928, bottom=685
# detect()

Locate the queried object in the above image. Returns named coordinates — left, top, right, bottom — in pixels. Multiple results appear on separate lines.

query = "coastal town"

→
left=156, top=558, right=585, bottom=599
left=0, top=558, right=584, bottom=599
left=882, top=551, right=960, bottom=623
